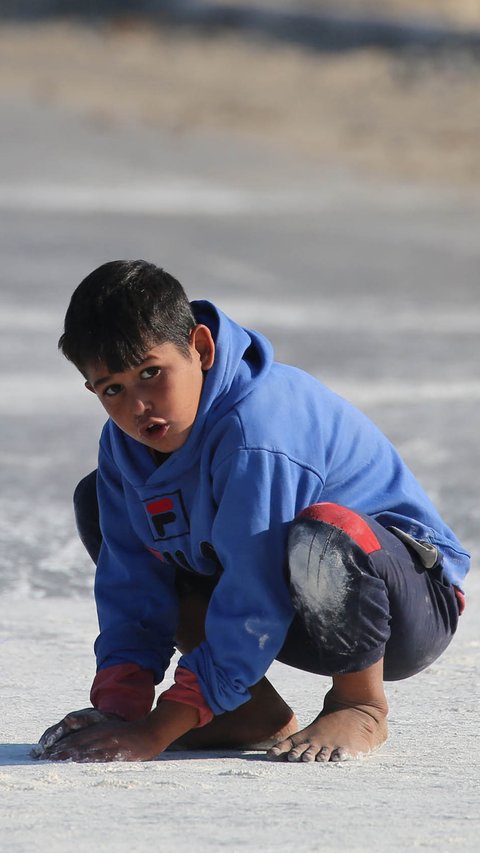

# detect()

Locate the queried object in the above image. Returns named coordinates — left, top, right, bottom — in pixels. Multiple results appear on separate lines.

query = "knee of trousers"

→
left=73, top=470, right=101, bottom=564
left=286, top=503, right=391, bottom=661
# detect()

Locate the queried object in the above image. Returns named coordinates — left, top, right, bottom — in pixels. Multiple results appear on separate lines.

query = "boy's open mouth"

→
left=140, top=422, right=169, bottom=441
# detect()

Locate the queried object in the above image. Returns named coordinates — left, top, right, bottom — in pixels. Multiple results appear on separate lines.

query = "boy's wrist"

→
left=143, top=699, right=201, bottom=752
left=159, top=666, right=214, bottom=728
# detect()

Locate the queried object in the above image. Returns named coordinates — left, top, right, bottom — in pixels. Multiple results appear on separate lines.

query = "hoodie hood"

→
left=106, top=300, right=274, bottom=485
left=172, top=300, right=274, bottom=469
left=193, top=300, right=273, bottom=421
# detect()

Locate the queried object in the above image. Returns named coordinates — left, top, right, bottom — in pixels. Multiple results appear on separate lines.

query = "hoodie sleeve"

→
left=178, top=446, right=324, bottom=715
left=93, top=438, right=178, bottom=687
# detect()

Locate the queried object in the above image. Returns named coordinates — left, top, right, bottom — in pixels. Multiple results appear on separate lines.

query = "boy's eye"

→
left=140, top=366, right=161, bottom=380
left=104, top=384, right=122, bottom=397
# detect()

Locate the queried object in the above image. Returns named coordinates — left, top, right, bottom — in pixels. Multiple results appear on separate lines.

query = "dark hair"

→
left=58, top=260, right=196, bottom=374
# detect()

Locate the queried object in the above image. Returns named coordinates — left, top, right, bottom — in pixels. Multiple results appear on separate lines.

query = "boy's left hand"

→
left=35, top=716, right=161, bottom=763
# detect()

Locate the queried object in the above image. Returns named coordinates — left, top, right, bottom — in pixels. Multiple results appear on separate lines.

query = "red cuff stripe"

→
left=90, top=663, right=155, bottom=721
left=159, top=667, right=214, bottom=728
left=298, top=503, right=382, bottom=555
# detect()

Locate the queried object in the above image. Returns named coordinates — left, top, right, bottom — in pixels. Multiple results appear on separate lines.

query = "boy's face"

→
left=84, top=325, right=215, bottom=454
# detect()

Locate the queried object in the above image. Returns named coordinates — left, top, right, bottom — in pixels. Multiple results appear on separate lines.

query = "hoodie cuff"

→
left=90, top=663, right=155, bottom=721
left=159, top=666, right=214, bottom=728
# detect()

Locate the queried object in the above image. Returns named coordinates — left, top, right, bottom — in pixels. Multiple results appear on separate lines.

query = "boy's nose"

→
left=132, top=395, right=152, bottom=416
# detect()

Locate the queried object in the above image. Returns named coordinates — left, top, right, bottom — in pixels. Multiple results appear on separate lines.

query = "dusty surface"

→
left=0, top=15, right=479, bottom=187
left=1, top=591, right=479, bottom=853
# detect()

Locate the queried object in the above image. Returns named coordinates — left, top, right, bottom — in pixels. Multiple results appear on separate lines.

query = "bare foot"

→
left=244, top=713, right=299, bottom=750
left=267, top=689, right=388, bottom=763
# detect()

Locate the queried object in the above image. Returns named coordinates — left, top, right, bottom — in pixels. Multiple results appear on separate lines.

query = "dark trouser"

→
left=74, top=471, right=459, bottom=684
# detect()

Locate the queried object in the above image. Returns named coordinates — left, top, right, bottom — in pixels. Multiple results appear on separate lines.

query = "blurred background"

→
left=1, top=0, right=480, bottom=184
left=0, top=1, right=479, bottom=596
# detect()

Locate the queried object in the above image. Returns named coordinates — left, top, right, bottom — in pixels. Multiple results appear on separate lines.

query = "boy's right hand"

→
left=31, top=708, right=120, bottom=758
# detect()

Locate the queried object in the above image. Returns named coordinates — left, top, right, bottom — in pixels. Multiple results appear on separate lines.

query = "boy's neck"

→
left=150, top=449, right=172, bottom=467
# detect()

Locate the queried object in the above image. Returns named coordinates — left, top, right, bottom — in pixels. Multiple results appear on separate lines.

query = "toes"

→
left=300, top=745, right=318, bottom=763
left=330, top=747, right=350, bottom=762
left=268, top=726, right=358, bottom=764
left=268, top=736, right=314, bottom=762
left=286, top=742, right=310, bottom=762
left=269, top=736, right=336, bottom=763
left=289, top=742, right=343, bottom=763
left=315, top=746, right=331, bottom=763
left=267, top=737, right=294, bottom=760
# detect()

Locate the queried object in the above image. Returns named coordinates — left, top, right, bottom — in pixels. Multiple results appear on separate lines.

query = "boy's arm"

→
left=34, top=667, right=210, bottom=761
left=33, top=663, right=156, bottom=757
left=34, top=435, right=180, bottom=756
left=179, top=447, right=323, bottom=716
left=91, top=438, right=178, bottom=701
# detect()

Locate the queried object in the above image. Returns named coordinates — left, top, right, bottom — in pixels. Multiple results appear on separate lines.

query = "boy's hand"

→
left=31, top=708, right=120, bottom=758
left=32, top=700, right=200, bottom=762
left=34, top=716, right=160, bottom=763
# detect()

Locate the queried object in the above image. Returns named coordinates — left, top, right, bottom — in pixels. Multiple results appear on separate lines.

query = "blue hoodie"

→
left=93, top=301, right=470, bottom=715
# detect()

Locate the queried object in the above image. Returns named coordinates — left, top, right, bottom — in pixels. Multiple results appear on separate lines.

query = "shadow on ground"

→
left=0, top=742, right=267, bottom=766
left=0, top=744, right=37, bottom=766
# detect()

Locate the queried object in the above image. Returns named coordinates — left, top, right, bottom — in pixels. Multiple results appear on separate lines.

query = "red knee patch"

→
left=298, top=503, right=382, bottom=555
left=454, top=587, right=465, bottom=615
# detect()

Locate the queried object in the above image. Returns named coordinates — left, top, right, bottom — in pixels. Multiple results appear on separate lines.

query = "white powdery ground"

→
left=0, top=575, right=478, bottom=853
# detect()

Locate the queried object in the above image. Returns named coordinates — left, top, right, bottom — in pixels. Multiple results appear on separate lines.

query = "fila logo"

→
left=144, top=490, right=189, bottom=541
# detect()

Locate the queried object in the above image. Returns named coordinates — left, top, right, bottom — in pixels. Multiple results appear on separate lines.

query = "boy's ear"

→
left=191, top=324, right=215, bottom=370
left=85, top=381, right=96, bottom=394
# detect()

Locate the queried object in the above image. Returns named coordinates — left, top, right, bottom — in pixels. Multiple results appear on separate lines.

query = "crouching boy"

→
left=34, top=260, right=469, bottom=763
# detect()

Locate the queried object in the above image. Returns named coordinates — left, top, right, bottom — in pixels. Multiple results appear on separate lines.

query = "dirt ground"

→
left=1, top=14, right=479, bottom=187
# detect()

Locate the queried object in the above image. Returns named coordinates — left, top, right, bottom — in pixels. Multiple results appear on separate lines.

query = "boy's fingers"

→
left=37, top=718, right=79, bottom=751
left=37, top=736, right=92, bottom=763
left=39, top=722, right=129, bottom=763
left=38, top=709, right=89, bottom=748
left=37, top=719, right=158, bottom=763
left=38, top=732, right=97, bottom=762
left=38, top=723, right=69, bottom=750
left=34, top=708, right=115, bottom=755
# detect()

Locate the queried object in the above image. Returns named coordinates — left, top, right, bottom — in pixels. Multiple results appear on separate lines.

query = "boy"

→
left=34, top=260, right=469, bottom=763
